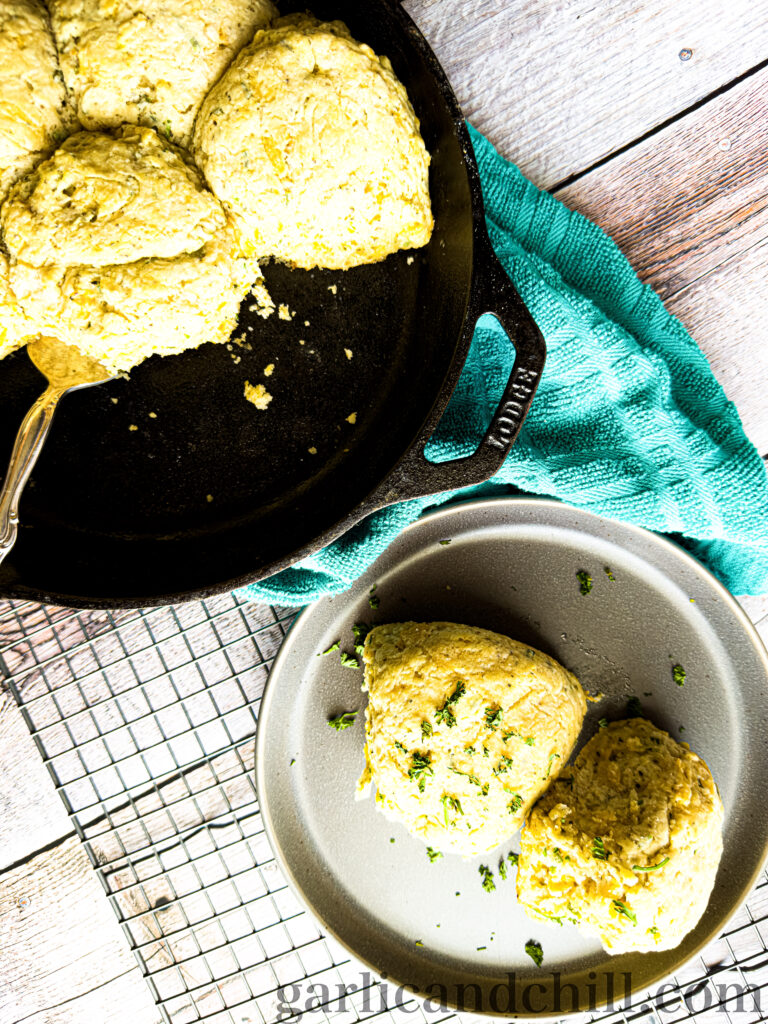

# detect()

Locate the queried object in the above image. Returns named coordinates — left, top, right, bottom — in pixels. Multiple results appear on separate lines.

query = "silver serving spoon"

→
left=0, top=336, right=113, bottom=566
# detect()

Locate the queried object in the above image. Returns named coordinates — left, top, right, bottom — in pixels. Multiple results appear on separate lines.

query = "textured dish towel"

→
left=240, top=123, right=768, bottom=607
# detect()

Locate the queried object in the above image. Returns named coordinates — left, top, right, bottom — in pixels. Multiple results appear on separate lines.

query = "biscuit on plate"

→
left=516, top=717, right=724, bottom=953
left=357, top=621, right=586, bottom=857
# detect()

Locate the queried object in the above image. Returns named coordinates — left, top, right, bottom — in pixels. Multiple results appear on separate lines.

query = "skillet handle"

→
left=367, top=231, right=546, bottom=508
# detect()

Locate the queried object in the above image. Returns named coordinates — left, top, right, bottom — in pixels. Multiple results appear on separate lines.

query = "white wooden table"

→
left=2, top=3, right=768, bottom=1022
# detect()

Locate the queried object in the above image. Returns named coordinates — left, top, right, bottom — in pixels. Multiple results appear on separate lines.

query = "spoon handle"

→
left=0, top=383, right=67, bottom=566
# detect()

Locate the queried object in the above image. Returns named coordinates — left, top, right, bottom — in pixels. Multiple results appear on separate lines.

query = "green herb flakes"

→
left=592, top=837, right=607, bottom=860
left=508, top=793, right=523, bottom=814
left=498, top=858, right=508, bottom=881
left=328, top=711, right=357, bottom=730
left=415, top=939, right=423, bottom=946
left=633, top=857, right=670, bottom=873
left=525, top=939, right=544, bottom=967
left=439, top=539, right=451, bottom=546
left=493, top=756, right=514, bottom=776
left=421, top=720, right=433, bottom=740
left=672, top=664, right=686, bottom=687
left=408, top=752, right=434, bottom=792
left=479, top=864, right=495, bottom=892
left=648, top=925, right=661, bottom=939
left=435, top=705, right=456, bottom=728
left=545, top=752, right=561, bottom=778
left=352, top=622, right=370, bottom=657
left=318, top=640, right=340, bottom=656
left=576, top=570, right=593, bottom=595
left=508, top=852, right=519, bottom=867
left=369, top=594, right=380, bottom=609
left=464, top=745, right=476, bottom=755
left=449, top=767, right=483, bottom=788
left=426, top=847, right=443, bottom=863
left=598, top=718, right=608, bottom=729
left=485, top=706, right=503, bottom=729
left=441, top=794, right=463, bottom=826
left=394, top=740, right=407, bottom=754
left=435, top=681, right=465, bottom=727
left=612, top=899, right=637, bottom=925
left=604, top=566, right=615, bottom=581
left=340, top=651, right=359, bottom=669
left=626, top=696, right=644, bottom=718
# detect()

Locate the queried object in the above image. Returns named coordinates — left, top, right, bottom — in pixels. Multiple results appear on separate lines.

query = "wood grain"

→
left=0, top=699, right=73, bottom=872
left=0, top=836, right=162, bottom=1024
left=404, top=0, right=768, bottom=188
left=556, top=67, right=768, bottom=454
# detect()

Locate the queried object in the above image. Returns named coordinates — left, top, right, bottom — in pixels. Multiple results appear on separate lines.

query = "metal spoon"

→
left=0, top=336, right=113, bottom=566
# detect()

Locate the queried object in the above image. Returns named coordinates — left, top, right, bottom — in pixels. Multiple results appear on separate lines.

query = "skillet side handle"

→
left=369, top=234, right=546, bottom=508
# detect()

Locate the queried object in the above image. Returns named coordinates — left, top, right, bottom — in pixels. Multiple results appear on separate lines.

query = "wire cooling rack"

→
left=1, top=593, right=767, bottom=1024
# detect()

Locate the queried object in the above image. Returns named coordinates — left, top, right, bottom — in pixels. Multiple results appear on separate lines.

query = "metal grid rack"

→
left=1, top=592, right=767, bottom=1024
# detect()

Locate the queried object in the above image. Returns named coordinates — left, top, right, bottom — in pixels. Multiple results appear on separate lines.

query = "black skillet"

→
left=0, top=0, right=546, bottom=608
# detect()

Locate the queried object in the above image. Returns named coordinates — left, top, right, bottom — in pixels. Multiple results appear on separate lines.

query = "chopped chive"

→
left=328, top=711, right=357, bottom=730
left=485, top=706, right=503, bottom=729
left=525, top=939, right=543, bottom=967
left=576, top=570, right=593, bottom=595
left=408, top=752, right=433, bottom=792
left=479, top=864, right=495, bottom=892
left=632, top=857, right=670, bottom=873
left=612, top=899, right=637, bottom=925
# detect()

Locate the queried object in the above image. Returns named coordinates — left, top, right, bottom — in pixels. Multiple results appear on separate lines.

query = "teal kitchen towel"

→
left=240, top=123, right=768, bottom=607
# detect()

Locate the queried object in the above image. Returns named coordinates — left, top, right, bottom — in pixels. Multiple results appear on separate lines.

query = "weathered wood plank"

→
left=0, top=836, right=162, bottom=1024
left=0, top=698, right=73, bottom=871
left=556, top=67, right=768, bottom=455
left=404, top=0, right=768, bottom=188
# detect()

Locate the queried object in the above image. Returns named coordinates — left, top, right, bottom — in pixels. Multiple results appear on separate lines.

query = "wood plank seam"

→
left=550, top=53, right=768, bottom=194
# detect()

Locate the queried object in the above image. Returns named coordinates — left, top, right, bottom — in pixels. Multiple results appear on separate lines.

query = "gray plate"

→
left=255, top=497, right=768, bottom=1017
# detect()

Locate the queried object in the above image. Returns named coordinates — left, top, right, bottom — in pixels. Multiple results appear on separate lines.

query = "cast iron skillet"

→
left=0, top=0, right=546, bottom=608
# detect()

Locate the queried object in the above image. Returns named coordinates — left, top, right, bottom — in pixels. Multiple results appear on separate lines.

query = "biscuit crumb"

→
left=346, top=412, right=357, bottom=424
left=148, top=411, right=157, bottom=419
left=299, top=339, right=306, bottom=346
left=278, top=303, right=293, bottom=320
left=263, top=363, right=275, bottom=377
left=344, top=348, right=353, bottom=360
left=308, top=446, right=317, bottom=455
left=206, top=494, right=214, bottom=503
left=304, top=320, right=310, bottom=327
left=328, top=284, right=337, bottom=295
left=110, top=397, right=118, bottom=404
left=128, top=424, right=138, bottom=431
left=407, top=256, right=414, bottom=265
left=244, top=380, right=272, bottom=410
left=250, top=280, right=275, bottom=318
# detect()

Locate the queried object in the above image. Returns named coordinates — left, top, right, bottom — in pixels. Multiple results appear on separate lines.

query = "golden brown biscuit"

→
left=2, top=126, right=263, bottom=374
left=49, top=0, right=277, bottom=147
left=193, top=14, right=433, bottom=269
left=517, top=718, right=723, bottom=953
left=357, top=621, right=586, bottom=857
